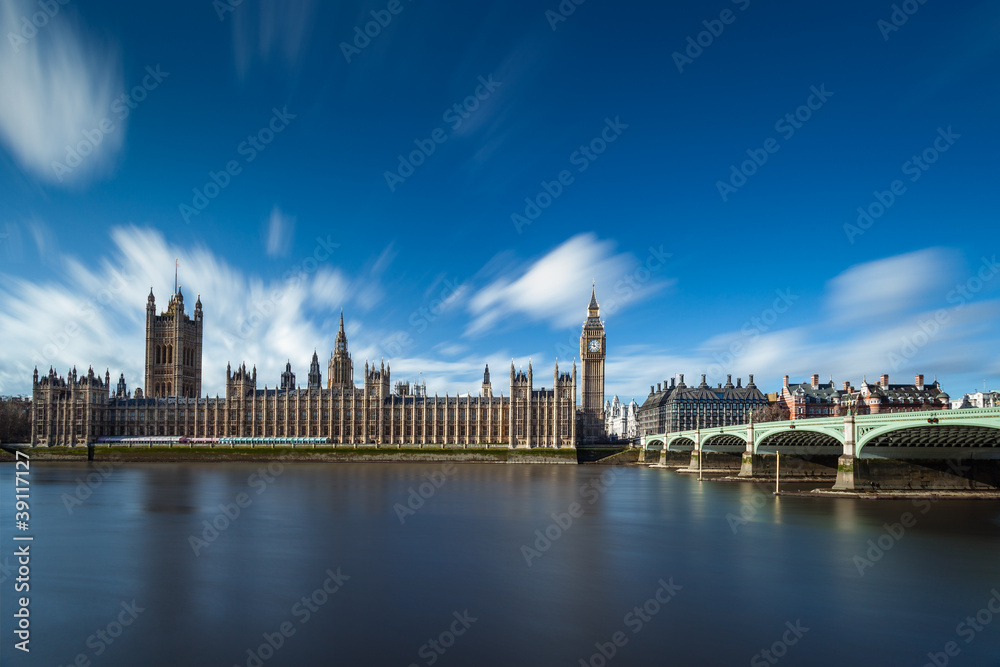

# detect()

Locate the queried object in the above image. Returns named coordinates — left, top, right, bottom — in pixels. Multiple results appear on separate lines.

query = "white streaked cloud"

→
left=465, top=232, right=671, bottom=336
left=1, top=233, right=994, bottom=406
left=825, top=247, right=962, bottom=323
left=0, top=225, right=370, bottom=395
left=264, top=206, right=295, bottom=257
left=0, top=0, right=122, bottom=183
left=230, top=0, right=318, bottom=80
left=605, top=252, right=998, bottom=402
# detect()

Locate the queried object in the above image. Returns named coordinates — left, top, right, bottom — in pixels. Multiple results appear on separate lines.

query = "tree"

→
left=0, top=396, right=32, bottom=443
left=751, top=404, right=787, bottom=423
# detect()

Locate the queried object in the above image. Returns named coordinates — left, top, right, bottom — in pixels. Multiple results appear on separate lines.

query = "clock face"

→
left=588, top=339, right=601, bottom=352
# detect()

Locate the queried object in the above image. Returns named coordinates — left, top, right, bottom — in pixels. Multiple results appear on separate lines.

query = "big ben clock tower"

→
left=580, top=282, right=606, bottom=444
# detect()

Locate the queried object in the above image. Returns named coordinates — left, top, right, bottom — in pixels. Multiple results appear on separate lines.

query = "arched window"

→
left=167, top=345, right=173, bottom=363
left=167, top=382, right=172, bottom=395
left=155, top=345, right=160, bottom=364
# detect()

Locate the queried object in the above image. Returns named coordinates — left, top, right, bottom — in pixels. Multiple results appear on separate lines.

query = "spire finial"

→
left=588, top=281, right=599, bottom=313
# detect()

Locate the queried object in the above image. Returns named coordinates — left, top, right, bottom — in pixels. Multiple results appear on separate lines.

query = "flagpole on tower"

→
left=174, top=258, right=179, bottom=295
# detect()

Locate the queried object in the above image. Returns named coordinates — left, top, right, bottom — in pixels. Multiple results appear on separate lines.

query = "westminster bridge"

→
left=639, top=406, right=1000, bottom=490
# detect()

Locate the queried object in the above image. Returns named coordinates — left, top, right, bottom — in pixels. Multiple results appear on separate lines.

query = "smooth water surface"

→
left=1, top=462, right=998, bottom=666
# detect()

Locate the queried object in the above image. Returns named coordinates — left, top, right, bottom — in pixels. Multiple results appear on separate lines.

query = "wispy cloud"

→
left=825, top=247, right=961, bottom=323
left=0, top=0, right=122, bottom=184
left=465, top=232, right=670, bottom=336
left=0, top=225, right=340, bottom=395
left=2, top=231, right=994, bottom=404
left=609, top=250, right=998, bottom=401
left=231, top=0, right=318, bottom=80
left=264, top=206, right=294, bottom=257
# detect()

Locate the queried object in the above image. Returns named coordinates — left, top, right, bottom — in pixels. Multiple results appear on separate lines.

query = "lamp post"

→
left=775, top=447, right=780, bottom=495
left=697, top=415, right=703, bottom=482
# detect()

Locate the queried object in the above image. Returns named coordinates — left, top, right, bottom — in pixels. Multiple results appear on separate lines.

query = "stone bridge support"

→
left=832, top=415, right=857, bottom=490
left=687, top=431, right=701, bottom=470
left=738, top=421, right=756, bottom=477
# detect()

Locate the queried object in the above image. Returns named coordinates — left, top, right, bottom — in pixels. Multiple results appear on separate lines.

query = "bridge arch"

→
left=756, top=428, right=843, bottom=454
left=856, top=422, right=1000, bottom=456
left=667, top=436, right=696, bottom=451
left=701, top=433, right=746, bottom=451
left=644, top=438, right=664, bottom=451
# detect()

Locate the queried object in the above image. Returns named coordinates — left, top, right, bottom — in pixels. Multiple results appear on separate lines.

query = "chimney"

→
left=650, top=385, right=654, bottom=394
left=842, top=381, right=850, bottom=391
left=880, top=374, right=889, bottom=388
left=915, top=374, right=924, bottom=389
left=657, top=382, right=661, bottom=392
left=783, top=375, right=789, bottom=388
left=671, top=377, right=676, bottom=388
left=811, top=374, right=819, bottom=388
left=737, top=377, right=742, bottom=387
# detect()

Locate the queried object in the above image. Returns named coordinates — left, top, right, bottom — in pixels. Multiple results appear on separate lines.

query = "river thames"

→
left=1, top=462, right=998, bottom=666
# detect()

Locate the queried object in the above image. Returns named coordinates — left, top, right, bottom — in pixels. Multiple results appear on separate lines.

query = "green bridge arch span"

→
left=641, top=407, right=1000, bottom=458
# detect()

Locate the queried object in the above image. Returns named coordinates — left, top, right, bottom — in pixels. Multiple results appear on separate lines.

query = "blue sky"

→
left=1, top=0, right=998, bottom=401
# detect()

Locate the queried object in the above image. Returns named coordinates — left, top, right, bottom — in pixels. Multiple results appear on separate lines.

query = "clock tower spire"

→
left=580, top=281, right=606, bottom=444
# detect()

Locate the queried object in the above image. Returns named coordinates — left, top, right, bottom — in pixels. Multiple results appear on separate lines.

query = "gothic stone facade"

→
left=144, top=287, right=203, bottom=398
left=579, top=285, right=607, bottom=443
left=31, top=290, right=579, bottom=448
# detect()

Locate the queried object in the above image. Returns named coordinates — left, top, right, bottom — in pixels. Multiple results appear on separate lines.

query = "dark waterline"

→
left=1, top=462, right=999, bottom=667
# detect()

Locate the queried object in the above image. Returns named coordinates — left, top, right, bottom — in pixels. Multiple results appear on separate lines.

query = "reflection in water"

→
left=0, top=462, right=998, bottom=667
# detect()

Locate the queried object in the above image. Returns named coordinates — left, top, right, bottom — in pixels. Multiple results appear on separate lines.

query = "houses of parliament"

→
left=30, top=285, right=611, bottom=448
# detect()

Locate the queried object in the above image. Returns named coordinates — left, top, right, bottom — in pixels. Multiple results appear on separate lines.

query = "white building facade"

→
left=604, top=395, right=638, bottom=443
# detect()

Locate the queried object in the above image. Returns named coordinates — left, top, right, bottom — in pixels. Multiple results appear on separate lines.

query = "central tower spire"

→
left=328, top=308, right=354, bottom=389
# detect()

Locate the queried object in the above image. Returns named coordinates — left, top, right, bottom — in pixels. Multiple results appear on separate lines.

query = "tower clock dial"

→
left=588, top=339, right=601, bottom=352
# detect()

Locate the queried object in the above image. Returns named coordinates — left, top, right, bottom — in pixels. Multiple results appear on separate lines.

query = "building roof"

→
left=786, top=381, right=843, bottom=403
left=860, top=380, right=948, bottom=404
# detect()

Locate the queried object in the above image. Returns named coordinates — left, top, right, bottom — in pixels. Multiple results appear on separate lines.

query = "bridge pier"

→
left=738, top=420, right=756, bottom=477
left=687, top=431, right=701, bottom=471
left=832, top=415, right=858, bottom=491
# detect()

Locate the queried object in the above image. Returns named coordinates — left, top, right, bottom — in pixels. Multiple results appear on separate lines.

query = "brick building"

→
left=778, top=373, right=949, bottom=419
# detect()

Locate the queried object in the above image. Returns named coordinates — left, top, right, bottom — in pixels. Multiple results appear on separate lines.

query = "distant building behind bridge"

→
left=604, top=395, right=638, bottom=442
left=950, top=390, right=1000, bottom=410
left=777, top=373, right=949, bottom=419
left=637, top=374, right=767, bottom=437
